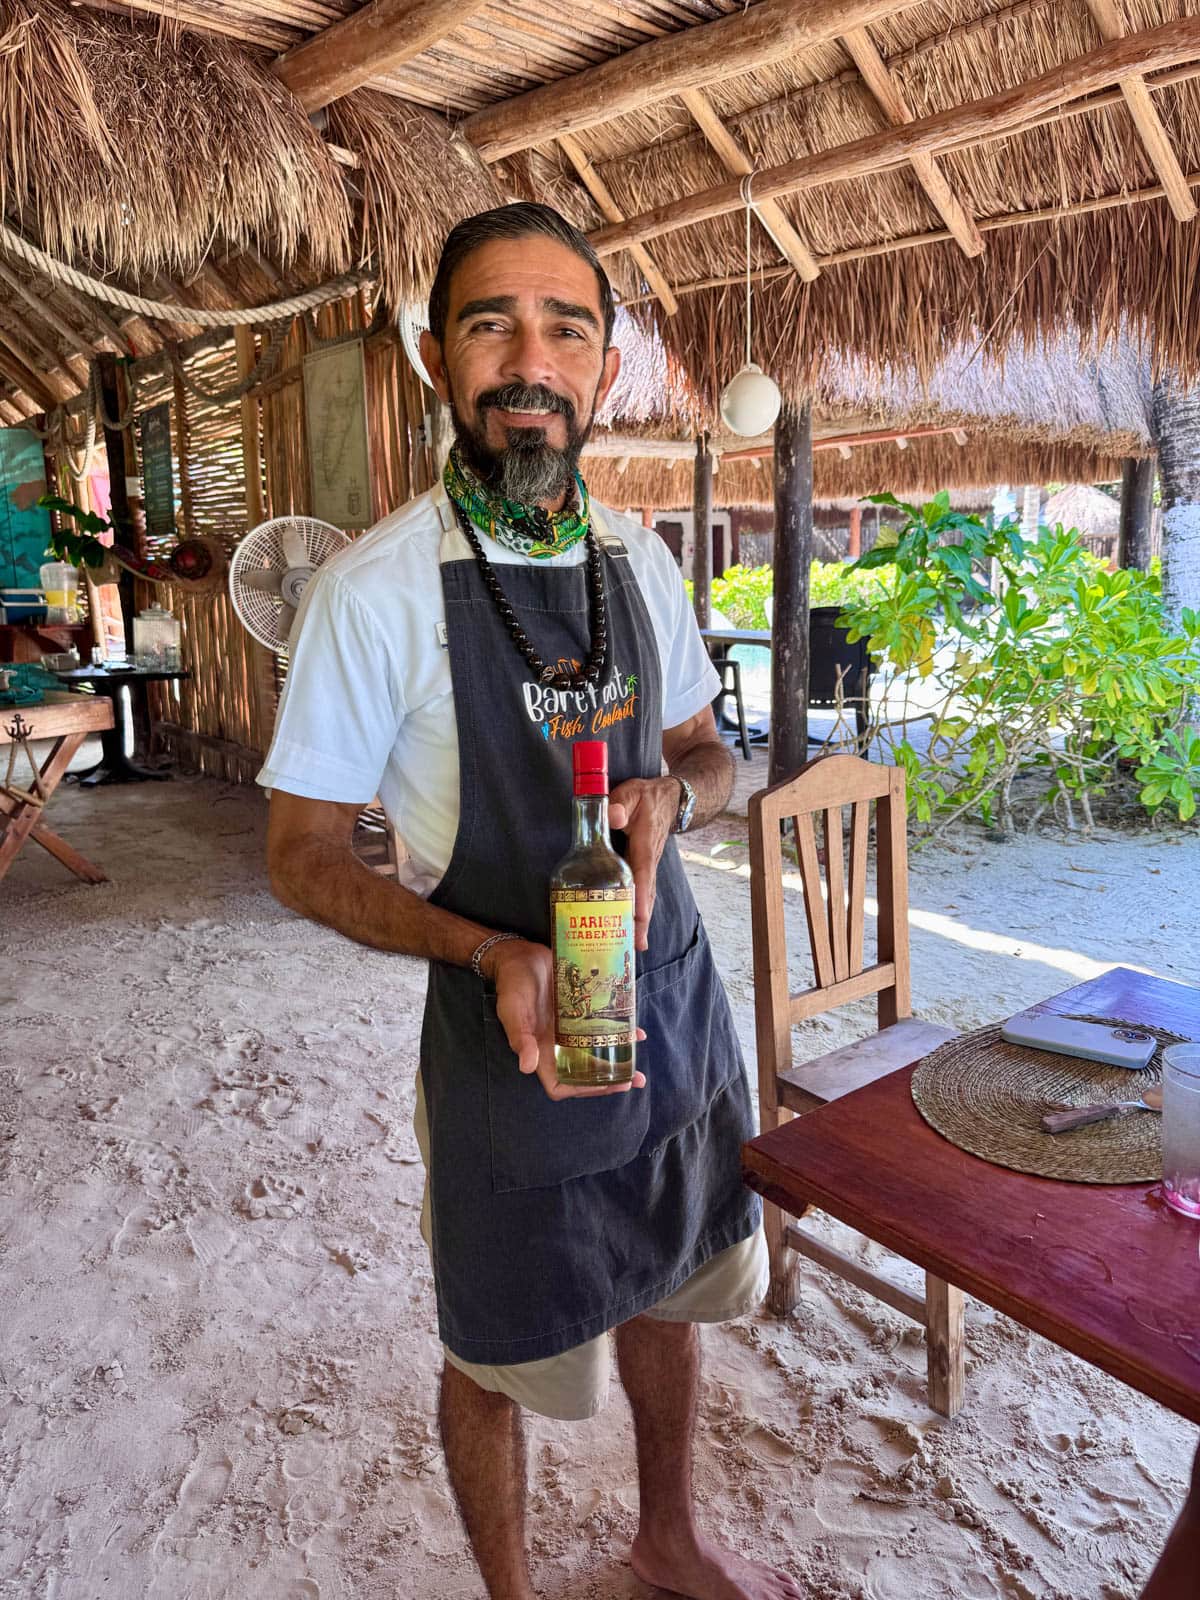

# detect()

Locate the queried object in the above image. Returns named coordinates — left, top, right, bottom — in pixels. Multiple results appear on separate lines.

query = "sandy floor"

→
left=2, top=768, right=1197, bottom=1600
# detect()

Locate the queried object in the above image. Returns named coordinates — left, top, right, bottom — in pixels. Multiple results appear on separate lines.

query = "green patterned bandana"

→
left=444, top=446, right=590, bottom=560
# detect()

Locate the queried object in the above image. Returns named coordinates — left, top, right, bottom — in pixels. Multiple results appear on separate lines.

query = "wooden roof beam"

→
left=272, top=0, right=488, bottom=113
left=1083, top=0, right=1196, bottom=221
left=557, top=133, right=679, bottom=316
left=0, top=262, right=102, bottom=359
left=463, top=0, right=924, bottom=161
left=678, top=88, right=821, bottom=282
left=588, top=16, right=1200, bottom=256
left=721, top=422, right=979, bottom=460
left=841, top=27, right=984, bottom=257
left=0, top=339, right=61, bottom=414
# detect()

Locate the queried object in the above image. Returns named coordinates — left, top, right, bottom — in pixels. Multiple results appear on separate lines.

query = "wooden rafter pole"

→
left=588, top=16, right=1200, bottom=256
left=0, top=333, right=63, bottom=412
left=722, top=421, right=969, bottom=459
left=1083, top=0, right=1195, bottom=222
left=678, top=89, right=821, bottom=282
left=272, top=0, right=486, bottom=112
left=557, top=133, right=679, bottom=316
left=0, top=368, right=38, bottom=417
left=0, top=262, right=100, bottom=358
left=463, top=0, right=924, bottom=161
left=0, top=315, right=81, bottom=395
left=840, top=27, right=984, bottom=257
left=625, top=166, right=1200, bottom=297
left=49, top=281, right=135, bottom=356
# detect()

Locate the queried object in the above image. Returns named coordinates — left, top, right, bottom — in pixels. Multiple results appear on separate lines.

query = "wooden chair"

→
left=748, top=752, right=965, bottom=1416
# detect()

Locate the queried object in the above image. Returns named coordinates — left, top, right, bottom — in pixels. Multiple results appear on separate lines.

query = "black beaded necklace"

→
left=451, top=501, right=608, bottom=690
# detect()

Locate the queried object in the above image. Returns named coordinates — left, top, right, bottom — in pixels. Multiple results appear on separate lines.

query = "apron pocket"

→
left=637, top=915, right=745, bottom=1152
left=483, top=1003, right=651, bottom=1193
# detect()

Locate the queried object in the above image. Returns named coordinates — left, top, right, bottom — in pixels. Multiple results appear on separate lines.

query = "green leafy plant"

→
left=36, top=493, right=112, bottom=569
left=839, top=492, right=1200, bottom=833
left=688, top=559, right=892, bottom=626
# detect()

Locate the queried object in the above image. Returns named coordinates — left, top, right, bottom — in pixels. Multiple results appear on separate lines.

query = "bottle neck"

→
left=572, top=793, right=611, bottom=847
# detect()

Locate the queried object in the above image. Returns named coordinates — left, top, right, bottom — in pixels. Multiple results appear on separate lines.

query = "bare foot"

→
left=631, top=1529, right=805, bottom=1600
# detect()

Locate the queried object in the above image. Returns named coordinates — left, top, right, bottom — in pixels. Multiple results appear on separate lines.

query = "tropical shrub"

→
left=839, top=493, right=1200, bottom=833
left=700, top=560, right=891, bottom=626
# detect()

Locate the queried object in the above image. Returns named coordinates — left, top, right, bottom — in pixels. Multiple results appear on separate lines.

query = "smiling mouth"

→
left=496, top=406, right=558, bottom=418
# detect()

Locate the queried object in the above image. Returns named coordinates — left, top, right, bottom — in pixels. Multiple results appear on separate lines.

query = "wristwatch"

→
left=672, top=776, right=697, bottom=834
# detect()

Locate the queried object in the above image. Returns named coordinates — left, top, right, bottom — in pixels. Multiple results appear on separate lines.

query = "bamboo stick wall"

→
left=126, top=297, right=435, bottom=783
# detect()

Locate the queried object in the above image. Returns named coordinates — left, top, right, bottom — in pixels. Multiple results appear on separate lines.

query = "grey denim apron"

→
left=421, top=496, right=760, bottom=1367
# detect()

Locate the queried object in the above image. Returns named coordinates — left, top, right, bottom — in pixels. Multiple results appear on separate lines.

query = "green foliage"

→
left=36, top=494, right=111, bottom=569
left=688, top=559, right=892, bottom=627
left=710, top=563, right=774, bottom=626
left=840, top=492, right=1200, bottom=833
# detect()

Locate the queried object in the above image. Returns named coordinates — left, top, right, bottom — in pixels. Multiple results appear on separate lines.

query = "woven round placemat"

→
left=911, top=1015, right=1185, bottom=1184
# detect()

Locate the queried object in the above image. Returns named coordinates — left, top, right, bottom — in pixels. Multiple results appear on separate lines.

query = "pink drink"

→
left=1161, top=1044, right=1200, bottom=1219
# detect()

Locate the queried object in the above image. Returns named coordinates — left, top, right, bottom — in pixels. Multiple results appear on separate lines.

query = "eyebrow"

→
left=456, top=294, right=600, bottom=331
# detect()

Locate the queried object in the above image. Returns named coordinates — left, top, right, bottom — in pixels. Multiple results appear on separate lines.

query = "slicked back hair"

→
left=428, top=203, right=616, bottom=349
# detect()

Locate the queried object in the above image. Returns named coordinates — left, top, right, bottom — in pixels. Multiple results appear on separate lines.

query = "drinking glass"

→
left=1161, top=1043, right=1200, bottom=1219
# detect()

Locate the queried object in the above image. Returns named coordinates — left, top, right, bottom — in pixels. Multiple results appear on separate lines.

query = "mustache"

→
left=477, top=383, right=575, bottom=423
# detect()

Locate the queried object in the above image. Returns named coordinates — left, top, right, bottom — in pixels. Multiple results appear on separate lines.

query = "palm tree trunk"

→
left=1152, top=378, right=1200, bottom=630
left=1152, top=377, right=1200, bottom=727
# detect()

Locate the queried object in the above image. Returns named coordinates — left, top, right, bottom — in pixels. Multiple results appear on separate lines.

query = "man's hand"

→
left=489, top=940, right=646, bottom=1101
left=608, top=777, right=679, bottom=952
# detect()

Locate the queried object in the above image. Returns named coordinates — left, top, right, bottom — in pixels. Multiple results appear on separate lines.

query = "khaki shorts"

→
left=413, top=1074, right=769, bottom=1421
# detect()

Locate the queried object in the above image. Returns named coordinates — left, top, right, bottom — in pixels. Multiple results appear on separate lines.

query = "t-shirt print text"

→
left=523, top=664, right=640, bottom=741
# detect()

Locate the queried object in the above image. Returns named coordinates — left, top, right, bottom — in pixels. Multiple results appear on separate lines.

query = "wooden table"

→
left=0, top=692, right=113, bottom=884
left=743, top=967, right=1200, bottom=1424
left=700, top=627, right=772, bottom=650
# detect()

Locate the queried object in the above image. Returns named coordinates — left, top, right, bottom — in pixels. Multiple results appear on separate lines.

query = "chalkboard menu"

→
left=139, top=402, right=176, bottom=542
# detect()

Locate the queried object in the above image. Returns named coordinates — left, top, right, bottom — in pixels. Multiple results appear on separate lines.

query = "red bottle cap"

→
left=572, top=739, right=609, bottom=797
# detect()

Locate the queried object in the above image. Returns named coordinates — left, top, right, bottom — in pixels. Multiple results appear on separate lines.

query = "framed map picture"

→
left=303, top=339, right=372, bottom=530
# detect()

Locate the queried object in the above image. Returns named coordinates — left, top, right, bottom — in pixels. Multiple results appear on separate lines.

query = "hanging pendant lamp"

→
left=719, top=172, right=782, bottom=437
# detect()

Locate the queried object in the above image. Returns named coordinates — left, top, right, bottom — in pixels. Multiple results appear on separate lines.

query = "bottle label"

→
left=551, top=887, right=636, bottom=1050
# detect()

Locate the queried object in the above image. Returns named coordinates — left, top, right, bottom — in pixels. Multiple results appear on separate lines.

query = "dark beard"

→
left=450, top=380, right=597, bottom=506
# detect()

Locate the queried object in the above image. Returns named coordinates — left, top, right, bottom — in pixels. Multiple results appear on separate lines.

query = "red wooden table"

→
left=743, top=967, right=1200, bottom=1424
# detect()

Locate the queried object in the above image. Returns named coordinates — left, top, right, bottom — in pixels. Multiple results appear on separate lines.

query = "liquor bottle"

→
left=551, top=741, right=636, bottom=1086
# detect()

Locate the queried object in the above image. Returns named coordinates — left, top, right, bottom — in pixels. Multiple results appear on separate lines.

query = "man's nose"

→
left=499, top=325, right=558, bottom=388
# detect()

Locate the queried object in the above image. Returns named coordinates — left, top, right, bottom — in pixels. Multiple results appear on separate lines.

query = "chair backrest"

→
left=748, top=753, right=911, bottom=1086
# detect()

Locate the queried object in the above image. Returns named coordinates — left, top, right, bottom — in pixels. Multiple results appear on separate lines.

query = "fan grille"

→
left=229, top=516, right=350, bottom=650
left=399, top=300, right=432, bottom=387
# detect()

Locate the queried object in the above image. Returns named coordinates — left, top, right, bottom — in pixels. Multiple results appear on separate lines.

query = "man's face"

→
left=421, top=235, right=621, bottom=508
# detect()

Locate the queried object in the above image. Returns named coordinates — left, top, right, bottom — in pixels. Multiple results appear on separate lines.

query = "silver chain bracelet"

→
left=469, top=931, right=522, bottom=979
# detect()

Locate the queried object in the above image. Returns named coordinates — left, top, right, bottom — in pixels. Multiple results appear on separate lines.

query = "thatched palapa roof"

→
left=1, top=0, right=1200, bottom=434
left=584, top=328, right=1152, bottom=507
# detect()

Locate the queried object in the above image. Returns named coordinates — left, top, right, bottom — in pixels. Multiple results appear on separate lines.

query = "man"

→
left=260, top=203, right=799, bottom=1600
left=1138, top=1441, right=1200, bottom=1599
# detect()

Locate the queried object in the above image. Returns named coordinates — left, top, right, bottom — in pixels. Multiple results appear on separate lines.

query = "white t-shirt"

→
left=257, top=485, right=720, bottom=895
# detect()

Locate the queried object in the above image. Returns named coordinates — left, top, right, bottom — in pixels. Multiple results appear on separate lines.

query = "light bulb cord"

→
left=740, top=171, right=756, bottom=370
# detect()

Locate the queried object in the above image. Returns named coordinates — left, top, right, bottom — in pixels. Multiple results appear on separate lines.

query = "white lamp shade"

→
left=719, top=362, right=782, bottom=436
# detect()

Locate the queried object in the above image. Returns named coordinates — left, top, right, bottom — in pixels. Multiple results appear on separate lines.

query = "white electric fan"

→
left=228, top=515, right=350, bottom=650
left=398, top=300, right=432, bottom=387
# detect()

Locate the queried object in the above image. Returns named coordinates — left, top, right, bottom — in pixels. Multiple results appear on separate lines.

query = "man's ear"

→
left=419, top=330, right=451, bottom=404
left=593, top=344, right=622, bottom=416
